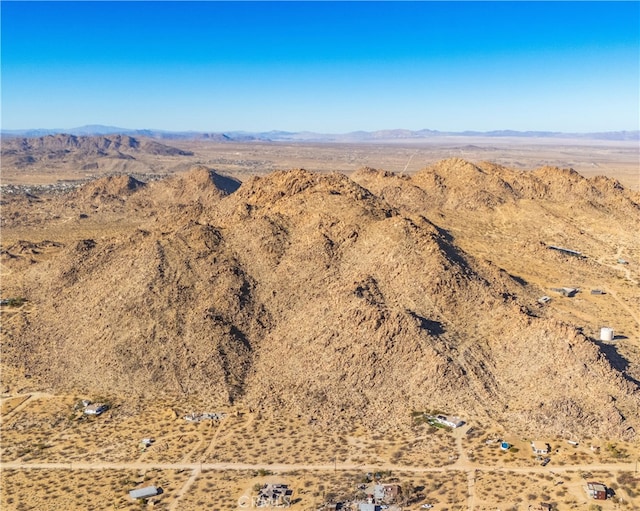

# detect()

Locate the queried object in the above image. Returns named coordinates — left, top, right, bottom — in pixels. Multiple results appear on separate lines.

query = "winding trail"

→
left=168, top=465, right=201, bottom=511
left=168, top=414, right=230, bottom=509
left=603, top=286, right=640, bottom=328
left=1, top=392, right=54, bottom=421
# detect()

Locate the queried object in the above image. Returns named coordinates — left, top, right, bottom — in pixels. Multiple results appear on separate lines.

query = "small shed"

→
left=585, top=481, right=607, bottom=500
left=129, top=486, right=161, bottom=499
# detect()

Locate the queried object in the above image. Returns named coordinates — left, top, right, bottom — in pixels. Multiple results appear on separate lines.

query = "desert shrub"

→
left=605, top=443, right=627, bottom=459
left=3, top=297, right=26, bottom=307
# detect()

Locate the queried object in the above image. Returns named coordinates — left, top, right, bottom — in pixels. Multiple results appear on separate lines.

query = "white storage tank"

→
left=600, top=327, right=614, bottom=341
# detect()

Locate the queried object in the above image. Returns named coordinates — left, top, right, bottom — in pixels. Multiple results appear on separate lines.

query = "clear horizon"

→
left=2, top=1, right=639, bottom=133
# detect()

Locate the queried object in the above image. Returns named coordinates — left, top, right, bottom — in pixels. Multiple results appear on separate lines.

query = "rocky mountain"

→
left=0, top=134, right=193, bottom=168
left=1, top=161, right=638, bottom=440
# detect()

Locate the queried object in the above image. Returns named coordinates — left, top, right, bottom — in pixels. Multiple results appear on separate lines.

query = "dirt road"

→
left=2, top=459, right=636, bottom=474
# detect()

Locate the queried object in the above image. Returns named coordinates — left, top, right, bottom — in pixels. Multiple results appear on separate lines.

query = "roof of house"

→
left=129, top=486, right=159, bottom=499
left=531, top=441, right=549, bottom=450
left=84, top=403, right=108, bottom=414
left=435, top=415, right=464, bottom=427
left=587, top=482, right=607, bottom=491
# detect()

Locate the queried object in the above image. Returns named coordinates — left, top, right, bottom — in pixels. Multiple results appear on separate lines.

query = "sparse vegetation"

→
left=2, top=146, right=640, bottom=510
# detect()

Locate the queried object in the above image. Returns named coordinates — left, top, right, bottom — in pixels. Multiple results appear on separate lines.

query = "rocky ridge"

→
left=1, top=161, right=638, bottom=439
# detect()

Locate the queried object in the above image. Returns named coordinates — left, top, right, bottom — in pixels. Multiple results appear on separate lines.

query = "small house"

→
left=129, top=486, right=161, bottom=499
left=435, top=415, right=464, bottom=428
left=84, top=403, right=108, bottom=415
left=531, top=441, right=550, bottom=455
left=585, top=481, right=607, bottom=500
left=382, top=484, right=399, bottom=501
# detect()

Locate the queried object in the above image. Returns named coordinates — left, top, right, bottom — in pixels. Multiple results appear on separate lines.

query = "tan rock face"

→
left=2, top=161, right=638, bottom=440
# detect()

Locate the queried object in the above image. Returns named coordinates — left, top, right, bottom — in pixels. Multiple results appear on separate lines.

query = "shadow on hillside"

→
left=595, top=340, right=640, bottom=387
left=432, top=224, right=474, bottom=275
left=508, top=273, right=528, bottom=286
left=407, top=310, right=446, bottom=336
left=211, top=172, right=242, bottom=194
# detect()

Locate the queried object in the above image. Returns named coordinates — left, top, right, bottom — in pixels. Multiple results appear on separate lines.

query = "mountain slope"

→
left=1, top=164, right=638, bottom=439
left=0, top=134, right=193, bottom=169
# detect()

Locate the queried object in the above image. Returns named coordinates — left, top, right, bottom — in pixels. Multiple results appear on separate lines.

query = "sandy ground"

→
left=1, top=393, right=638, bottom=510
left=2, top=138, right=638, bottom=189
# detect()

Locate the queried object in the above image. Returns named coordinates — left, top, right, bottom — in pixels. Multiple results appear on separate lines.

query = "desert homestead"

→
left=585, top=481, right=607, bottom=500
left=531, top=441, right=550, bottom=455
left=434, top=415, right=464, bottom=428
left=550, top=287, right=578, bottom=297
left=83, top=403, right=108, bottom=415
left=129, top=486, right=161, bottom=500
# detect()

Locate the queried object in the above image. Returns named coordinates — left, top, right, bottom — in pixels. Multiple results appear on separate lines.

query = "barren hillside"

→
left=1, top=161, right=638, bottom=440
left=0, top=134, right=194, bottom=179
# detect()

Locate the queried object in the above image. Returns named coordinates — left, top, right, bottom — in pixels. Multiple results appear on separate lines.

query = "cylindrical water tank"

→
left=600, top=327, right=614, bottom=341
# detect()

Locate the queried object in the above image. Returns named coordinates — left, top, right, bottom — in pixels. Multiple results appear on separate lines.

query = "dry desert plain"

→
left=1, top=137, right=640, bottom=511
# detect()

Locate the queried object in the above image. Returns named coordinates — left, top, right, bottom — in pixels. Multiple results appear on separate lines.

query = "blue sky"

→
left=2, top=1, right=639, bottom=132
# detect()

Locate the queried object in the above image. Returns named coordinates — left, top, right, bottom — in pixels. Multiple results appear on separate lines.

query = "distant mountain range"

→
left=2, top=125, right=638, bottom=142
